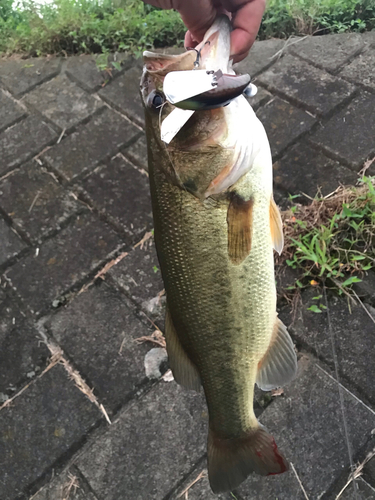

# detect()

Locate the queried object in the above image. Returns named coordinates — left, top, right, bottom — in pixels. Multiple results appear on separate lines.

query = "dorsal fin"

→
left=256, top=317, right=297, bottom=391
left=270, top=198, right=284, bottom=255
left=227, top=194, right=254, bottom=265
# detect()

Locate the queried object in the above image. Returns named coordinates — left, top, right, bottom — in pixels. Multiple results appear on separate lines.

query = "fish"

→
left=140, top=15, right=298, bottom=494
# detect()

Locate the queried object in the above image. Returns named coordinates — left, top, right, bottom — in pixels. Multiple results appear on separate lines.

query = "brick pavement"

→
left=1, top=34, right=375, bottom=500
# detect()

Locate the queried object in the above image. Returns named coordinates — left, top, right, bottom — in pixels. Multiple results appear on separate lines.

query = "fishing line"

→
left=323, top=283, right=358, bottom=500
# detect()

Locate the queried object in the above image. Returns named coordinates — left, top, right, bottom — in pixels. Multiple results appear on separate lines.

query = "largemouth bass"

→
left=140, top=16, right=297, bottom=494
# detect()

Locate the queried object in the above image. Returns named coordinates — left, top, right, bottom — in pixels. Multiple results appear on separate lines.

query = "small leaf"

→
left=342, top=276, right=362, bottom=287
left=307, top=304, right=322, bottom=313
left=312, top=295, right=322, bottom=300
left=153, top=265, right=159, bottom=273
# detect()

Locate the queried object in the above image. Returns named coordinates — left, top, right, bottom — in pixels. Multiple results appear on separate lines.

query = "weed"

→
left=279, top=177, right=375, bottom=301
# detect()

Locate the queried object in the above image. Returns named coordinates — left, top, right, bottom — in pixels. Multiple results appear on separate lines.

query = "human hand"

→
left=144, top=0, right=266, bottom=63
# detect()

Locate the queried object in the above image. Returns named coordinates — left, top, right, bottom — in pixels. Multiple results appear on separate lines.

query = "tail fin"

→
left=207, top=426, right=288, bottom=493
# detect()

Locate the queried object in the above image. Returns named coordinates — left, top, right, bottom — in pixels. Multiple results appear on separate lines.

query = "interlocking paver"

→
left=0, top=364, right=101, bottom=500
left=0, top=115, right=58, bottom=174
left=170, top=465, right=232, bottom=500
left=23, top=75, right=103, bottom=130
left=273, top=141, right=357, bottom=198
left=109, top=237, right=165, bottom=319
left=339, top=46, right=375, bottom=91
left=0, top=290, right=49, bottom=396
left=66, top=53, right=132, bottom=92
left=123, top=134, right=148, bottom=171
left=237, top=355, right=375, bottom=499
left=256, top=96, right=316, bottom=158
left=353, top=271, right=375, bottom=307
left=0, top=161, right=80, bottom=242
left=310, top=91, right=375, bottom=169
left=234, top=38, right=284, bottom=76
left=98, top=66, right=144, bottom=127
left=80, top=156, right=152, bottom=241
left=246, top=86, right=273, bottom=111
left=5, top=212, right=123, bottom=315
left=0, top=218, right=26, bottom=267
left=280, top=289, right=375, bottom=406
left=258, top=54, right=356, bottom=115
left=31, top=469, right=98, bottom=500
left=42, top=108, right=139, bottom=181
left=290, top=33, right=364, bottom=72
left=339, top=479, right=375, bottom=500
left=76, top=381, right=207, bottom=500
left=45, top=282, right=152, bottom=413
left=0, top=57, right=61, bottom=97
left=0, top=90, right=26, bottom=133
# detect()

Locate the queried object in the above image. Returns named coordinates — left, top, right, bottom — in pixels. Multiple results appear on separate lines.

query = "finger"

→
left=178, top=0, right=217, bottom=43
left=184, top=30, right=198, bottom=49
left=222, top=0, right=266, bottom=58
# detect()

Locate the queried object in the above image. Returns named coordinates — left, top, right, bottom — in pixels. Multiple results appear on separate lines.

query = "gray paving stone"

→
left=81, top=156, right=152, bottom=242
left=30, top=469, right=98, bottom=500
left=234, top=38, right=284, bottom=76
left=66, top=53, right=132, bottom=92
left=280, top=289, right=375, bottom=406
left=76, top=381, right=207, bottom=500
left=273, top=141, right=357, bottom=198
left=258, top=54, right=356, bottom=116
left=290, top=33, right=364, bottom=72
left=123, top=134, right=148, bottom=171
left=5, top=212, right=123, bottom=315
left=237, top=355, right=375, bottom=499
left=170, top=465, right=232, bottom=500
left=98, top=66, right=144, bottom=127
left=23, top=75, right=103, bottom=130
left=336, top=479, right=375, bottom=500
left=353, top=271, right=375, bottom=307
left=0, top=291, right=49, bottom=396
left=310, top=91, right=375, bottom=169
left=109, top=237, right=165, bottom=319
left=45, top=282, right=152, bottom=413
left=339, top=46, right=375, bottom=91
left=0, top=57, right=61, bottom=97
left=0, top=89, right=26, bottom=133
left=0, top=161, right=80, bottom=242
left=0, top=115, right=58, bottom=174
left=256, top=97, right=315, bottom=158
left=0, top=217, right=26, bottom=267
left=246, top=86, right=273, bottom=111
left=0, top=364, right=101, bottom=500
left=42, top=108, right=139, bottom=181
left=363, top=454, right=375, bottom=490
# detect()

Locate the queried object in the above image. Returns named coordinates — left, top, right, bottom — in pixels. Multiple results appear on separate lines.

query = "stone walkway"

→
left=1, top=32, right=375, bottom=500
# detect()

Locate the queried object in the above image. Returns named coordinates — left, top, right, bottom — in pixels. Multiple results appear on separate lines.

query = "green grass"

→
left=279, top=176, right=375, bottom=301
left=1, top=0, right=374, bottom=57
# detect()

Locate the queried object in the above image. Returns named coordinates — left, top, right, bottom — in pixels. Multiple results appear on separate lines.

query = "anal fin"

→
left=227, top=193, right=254, bottom=265
left=270, top=198, right=284, bottom=255
left=256, top=317, right=297, bottom=391
left=165, top=305, right=201, bottom=391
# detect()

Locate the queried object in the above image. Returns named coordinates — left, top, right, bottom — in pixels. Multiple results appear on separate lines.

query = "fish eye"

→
left=148, top=91, right=165, bottom=109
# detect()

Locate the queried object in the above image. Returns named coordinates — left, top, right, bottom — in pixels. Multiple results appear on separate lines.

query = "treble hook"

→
left=187, top=41, right=211, bottom=68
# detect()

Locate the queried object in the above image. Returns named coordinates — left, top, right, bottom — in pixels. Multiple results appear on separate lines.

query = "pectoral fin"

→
left=227, top=194, right=254, bottom=265
left=270, top=198, right=284, bottom=255
left=165, top=305, right=201, bottom=391
left=256, top=318, right=297, bottom=391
